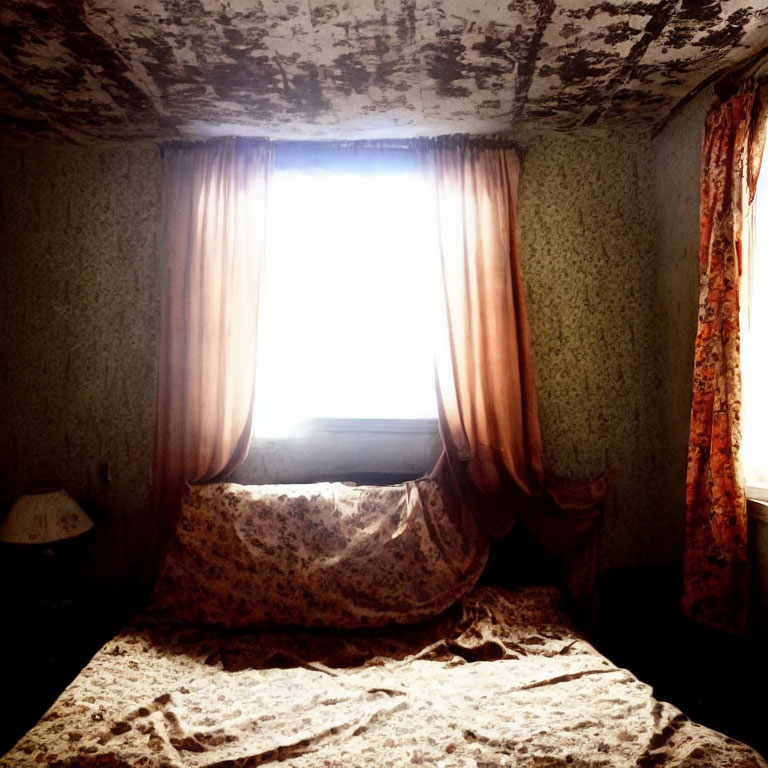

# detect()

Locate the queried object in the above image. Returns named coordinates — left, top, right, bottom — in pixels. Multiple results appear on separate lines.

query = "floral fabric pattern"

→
left=149, top=479, right=489, bottom=628
left=4, top=586, right=765, bottom=768
left=683, top=87, right=767, bottom=633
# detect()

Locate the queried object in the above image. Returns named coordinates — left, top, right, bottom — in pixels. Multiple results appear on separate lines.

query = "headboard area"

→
left=149, top=479, right=488, bottom=629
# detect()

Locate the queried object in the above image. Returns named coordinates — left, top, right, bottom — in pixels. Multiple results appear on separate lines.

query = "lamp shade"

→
left=0, top=489, right=93, bottom=544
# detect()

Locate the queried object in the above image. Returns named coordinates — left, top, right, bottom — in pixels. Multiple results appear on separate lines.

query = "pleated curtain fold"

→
left=423, top=142, right=612, bottom=568
left=149, top=139, right=274, bottom=576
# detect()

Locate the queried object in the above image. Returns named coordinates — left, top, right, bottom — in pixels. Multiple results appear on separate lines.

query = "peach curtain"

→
left=149, top=138, right=274, bottom=575
left=423, top=141, right=612, bottom=557
left=683, top=82, right=767, bottom=633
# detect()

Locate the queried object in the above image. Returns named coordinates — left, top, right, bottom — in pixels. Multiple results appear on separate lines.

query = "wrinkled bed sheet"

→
left=3, top=586, right=765, bottom=768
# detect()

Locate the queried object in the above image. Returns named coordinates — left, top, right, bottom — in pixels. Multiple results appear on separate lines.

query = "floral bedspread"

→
left=3, top=586, right=765, bottom=768
left=150, top=480, right=489, bottom=629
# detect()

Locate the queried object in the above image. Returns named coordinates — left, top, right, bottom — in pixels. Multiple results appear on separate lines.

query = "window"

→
left=741, top=141, right=768, bottom=499
left=251, top=154, right=441, bottom=438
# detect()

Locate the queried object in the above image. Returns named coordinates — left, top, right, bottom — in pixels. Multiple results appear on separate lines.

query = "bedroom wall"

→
left=0, top=141, right=162, bottom=597
left=649, top=88, right=710, bottom=565
left=519, top=129, right=666, bottom=571
left=0, top=128, right=670, bottom=596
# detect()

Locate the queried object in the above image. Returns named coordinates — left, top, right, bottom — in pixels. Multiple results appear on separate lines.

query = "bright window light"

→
left=741, top=143, right=768, bottom=498
left=252, top=166, right=441, bottom=436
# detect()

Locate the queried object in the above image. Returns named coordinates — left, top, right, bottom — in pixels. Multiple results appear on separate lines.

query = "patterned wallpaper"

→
left=0, top=141, right=162, bottom=595
left=519, top=128, right=668, bottom=571
left=650, top=89, right=710, bottom=570
left=0, top=127, right=693, bottom=594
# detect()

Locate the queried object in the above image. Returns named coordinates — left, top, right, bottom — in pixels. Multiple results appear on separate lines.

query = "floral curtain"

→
left=683, top=82, right=767, bottom=633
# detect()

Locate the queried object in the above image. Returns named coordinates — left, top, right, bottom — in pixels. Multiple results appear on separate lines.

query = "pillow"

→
left=149, top=478, right=488, bottom=628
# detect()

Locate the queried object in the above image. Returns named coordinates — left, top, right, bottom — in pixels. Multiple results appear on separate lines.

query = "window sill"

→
left=233, top=420, right=442, bottom=486
left=747, top=495, right=768, bottom=524
left=298, top=418, right=438, bottom=435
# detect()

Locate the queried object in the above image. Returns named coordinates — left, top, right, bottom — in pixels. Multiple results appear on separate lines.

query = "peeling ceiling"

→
left=1, top=0, right=767, bottom=142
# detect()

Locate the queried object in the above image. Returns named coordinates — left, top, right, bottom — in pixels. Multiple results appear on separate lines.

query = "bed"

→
left=3, top=481, right=765, bottom=768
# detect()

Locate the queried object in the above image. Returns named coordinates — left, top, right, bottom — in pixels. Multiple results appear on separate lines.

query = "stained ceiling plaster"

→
left=1, top=0, right=767, bottom=142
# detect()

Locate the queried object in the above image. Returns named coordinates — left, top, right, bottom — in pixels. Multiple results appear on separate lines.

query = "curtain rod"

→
left=161, top=133, right=522, bottom=155
left=653, top=47, right=768, bottom=138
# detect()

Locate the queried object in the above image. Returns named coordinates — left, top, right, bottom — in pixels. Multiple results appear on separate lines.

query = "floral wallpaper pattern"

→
left=519, top=129, right=665, bottom=571
left=0, top=140, right=162, bottom=592
left=651, top=89, right=710, bottom=574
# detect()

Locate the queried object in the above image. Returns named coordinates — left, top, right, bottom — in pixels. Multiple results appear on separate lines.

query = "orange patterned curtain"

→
left=683, top=82, right=767, bottom=633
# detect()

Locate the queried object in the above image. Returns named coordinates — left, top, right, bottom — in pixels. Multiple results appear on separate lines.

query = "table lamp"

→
left=0, top=489, right=93, bottom=544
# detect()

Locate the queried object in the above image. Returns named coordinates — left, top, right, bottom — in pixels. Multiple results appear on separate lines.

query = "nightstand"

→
left=0, top=539, right=117, bottom=754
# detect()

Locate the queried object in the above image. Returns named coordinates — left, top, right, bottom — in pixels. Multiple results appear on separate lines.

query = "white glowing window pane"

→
left=253, top=168, right=440, bottom=436
left=742, top=147, right=768, bottom=491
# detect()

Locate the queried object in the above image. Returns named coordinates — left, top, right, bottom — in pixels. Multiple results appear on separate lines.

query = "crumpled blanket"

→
left=3, top=586, right=765, bottom=768
left=149, top=479, right=489, bottom=628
